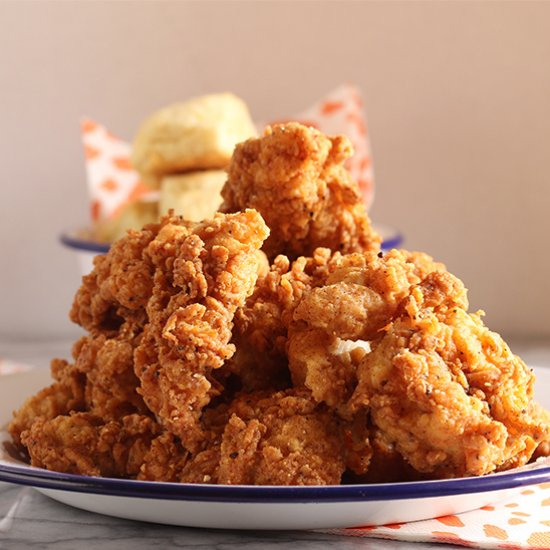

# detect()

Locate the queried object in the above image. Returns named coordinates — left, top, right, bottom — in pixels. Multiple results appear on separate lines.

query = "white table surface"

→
left=1, top=338, right=548, bottom=550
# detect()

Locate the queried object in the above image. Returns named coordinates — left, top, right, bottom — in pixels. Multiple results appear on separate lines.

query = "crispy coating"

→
left=133, top=210, right=269, bottom=450
left=10, top=324, right=149, bottom=453
left=219, top=389, right=345, bottom=485
left=70, top=226, right=156, bottom=336
left=138, top=432, right=190, bottom=482
left=224, top=248, right=336, bottom=392
left=220, top=123, right=381, bottom=260
left=12, top=234, right=548, bottom=484
left=340, top=409, right=432, bottom=484
left=532, top=404, right=550, bottom=460
left=295, top=249, right=435, bottom=341
left=73, top=330, right=149, bottom=421
left=21, top=413, right=160, bottom=477
left=236, top=249, right=335, bottom=352
left=178, top=389, right=345, bottom=485
left=9, top=358, right=86, bottom=447
left=286, top=250, right=447, bottom=409
left=349, top=272, right=548, bottom=478
left=399, top=250, right=447, bottom=281
left=234, top=248, right=444, bottom=373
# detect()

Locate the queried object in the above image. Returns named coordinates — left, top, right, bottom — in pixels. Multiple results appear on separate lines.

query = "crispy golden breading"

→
left=137, top=432, right=190, bottom=482
left=286, top=250, right=446, bottom=410
left=21, top=413, right=159, bottom=477
left=224, top=248, right=336, bottom=392
left=73, top=331, right=149, bottom=420
left=10, top=325, right=148, bottom=451
left=219, top=389, right=345, bottom=485
left=237, top=249, right=335, bottom=350
left=156, top=401, right=229, bottom=484
left=133, top=210, right=269, bottom=451
left=70, top=226, right=156, bottom=336
left=349, top=272, right=548, bottom=478
left=178, top=389, right=345, bottom=485
left=220, top=123, right=381, bottom=260
left=9, top=358, right=86, bottom=447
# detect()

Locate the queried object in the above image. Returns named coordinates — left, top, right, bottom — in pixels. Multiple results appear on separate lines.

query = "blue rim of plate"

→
left=1, top=459, right=548, bottom=503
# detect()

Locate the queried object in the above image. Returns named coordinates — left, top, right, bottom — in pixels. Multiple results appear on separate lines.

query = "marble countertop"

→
left=1, top=339, right=548, bottom=550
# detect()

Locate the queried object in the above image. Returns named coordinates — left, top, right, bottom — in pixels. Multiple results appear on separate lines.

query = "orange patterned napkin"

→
left=80, top=119, right=152, bottom=225
left=80, top=85, right=374, bottom=226
left=321, top=482, right=550, bottom=549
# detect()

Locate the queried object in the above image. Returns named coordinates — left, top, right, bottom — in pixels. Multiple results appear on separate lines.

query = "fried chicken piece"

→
left=342, top=422, right=425, bottom=483
left=178, top=389, right=345, bottom=485
left=70, top=225, right=156, bottom=336
left=9, top=358, right=86, bottom=447
left=220, top=123, right=381, bottom=260
left=227, top=248, right=445, bottom=403
left=223, top=248, right=446, bottom=398
left=72, top=329, right=149, bottom=421
left=223, top=248, right=335, bottom=392
left=21, top=413, right=160, bottom=477
left=133, top=210, right=269, bottom=451
left=11, top=323, right=149, bottom=454
left=531, top=404, right=550, bottom=460
left=349, top=271, right=548, bottom=478
left=13, top=210, right=268, bottom=473
left=287, top=250, right=448, bottom=409
left=220, top=389, right=345, bottom=485
left=399, top=250, right=447, bottom=281
left=137, top=432, right=190, bottom=482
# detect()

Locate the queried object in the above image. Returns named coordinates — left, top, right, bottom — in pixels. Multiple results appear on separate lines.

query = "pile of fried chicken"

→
left=10, top=123, right=549, bottom=485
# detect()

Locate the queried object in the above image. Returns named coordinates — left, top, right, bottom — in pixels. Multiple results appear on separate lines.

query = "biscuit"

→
left=132, top=93, right=256, bottom=188
left=95, top=199, right=158, bottom=243
left=159, top=171, right=226, bottom=222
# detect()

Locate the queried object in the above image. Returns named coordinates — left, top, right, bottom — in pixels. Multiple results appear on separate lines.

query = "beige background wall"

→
left=1, top=1, right=549, bottom=344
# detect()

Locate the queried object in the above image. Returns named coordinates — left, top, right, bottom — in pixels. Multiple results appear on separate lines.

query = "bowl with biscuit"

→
left=62, top=92, right=402, bottom=275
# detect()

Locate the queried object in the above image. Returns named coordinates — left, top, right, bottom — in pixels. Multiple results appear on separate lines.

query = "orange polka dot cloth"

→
left=321, top=482, right=550, bottom=549
left=80, top=85, right=375, bottom=225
